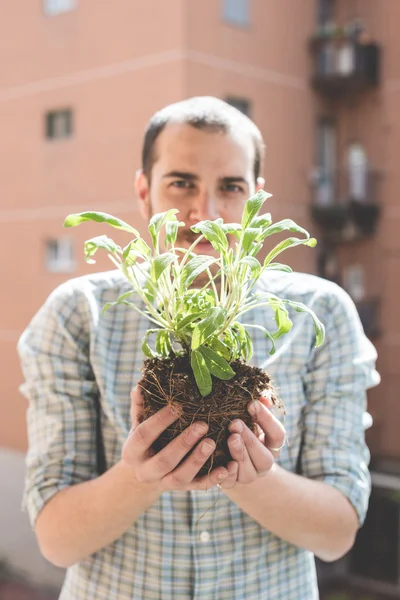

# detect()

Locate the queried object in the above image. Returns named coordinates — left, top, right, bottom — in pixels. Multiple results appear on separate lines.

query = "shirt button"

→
left=199, top=531, right=211, bottom=543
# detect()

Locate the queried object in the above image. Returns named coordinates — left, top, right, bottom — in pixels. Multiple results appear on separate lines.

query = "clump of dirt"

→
left=139, top=355, right=278, bottom=477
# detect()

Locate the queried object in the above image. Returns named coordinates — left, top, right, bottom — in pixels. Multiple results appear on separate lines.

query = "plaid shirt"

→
left=18, top=269, right=379, bottom=600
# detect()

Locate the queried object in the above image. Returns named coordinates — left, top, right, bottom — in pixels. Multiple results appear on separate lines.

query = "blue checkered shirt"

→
left=18, top=270, right=379, bottom=599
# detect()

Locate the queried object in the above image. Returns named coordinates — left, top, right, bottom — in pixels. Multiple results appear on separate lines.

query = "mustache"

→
left=177, top=230, right=205, bottom=244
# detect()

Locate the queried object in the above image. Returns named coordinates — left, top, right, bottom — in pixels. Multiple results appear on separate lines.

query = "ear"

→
left=135, top=169, right=151, bottom=220
left=256, top=176, right=265, bottom=191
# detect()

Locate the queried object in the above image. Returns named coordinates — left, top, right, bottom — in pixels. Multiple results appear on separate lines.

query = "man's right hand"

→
left=121, top=386, right=238, bottom=491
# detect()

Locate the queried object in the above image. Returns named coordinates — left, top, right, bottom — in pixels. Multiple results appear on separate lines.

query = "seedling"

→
left=65, top=190, right=324, bottom=474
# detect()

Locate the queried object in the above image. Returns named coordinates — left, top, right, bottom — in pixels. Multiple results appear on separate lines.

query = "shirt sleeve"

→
left=300, top=283, right=380, bottom=526
left=17, top=282, right=99, bottom=528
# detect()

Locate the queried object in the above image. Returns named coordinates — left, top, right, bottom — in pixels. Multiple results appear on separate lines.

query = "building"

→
left=0, top=0, right=398, bottom=596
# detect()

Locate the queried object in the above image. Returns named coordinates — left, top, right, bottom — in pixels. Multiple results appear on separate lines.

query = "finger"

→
left=130, top=384, right=145, bottom=427
left=260, top=389, right=274, bottom=408
left=227, top=430, right=257, bottom=484
left=161, top=436, right=217, bottom=488
left=232, top=420, right=274, bottom=475
left=146, top=423, right=211, bottom=481
left=216, top=461, right=238, bottom=490
left=128, top=404, right=181, bottom=459
left=190, top=464, right=230, bottom=491
left=248, top=400, right=286, bottom=457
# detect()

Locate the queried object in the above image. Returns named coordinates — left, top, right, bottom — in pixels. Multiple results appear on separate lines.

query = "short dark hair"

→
left=141, top=96, right=265, bottom=182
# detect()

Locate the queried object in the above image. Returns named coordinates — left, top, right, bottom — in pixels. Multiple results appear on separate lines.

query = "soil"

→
left=139, top=354, right=278, bottom=477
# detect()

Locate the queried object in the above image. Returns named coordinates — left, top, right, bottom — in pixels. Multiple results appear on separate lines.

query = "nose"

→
left=188, top=191, right=220, bottom=223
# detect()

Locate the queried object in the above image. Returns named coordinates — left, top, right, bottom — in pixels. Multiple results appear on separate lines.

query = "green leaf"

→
left=191, top=307, right=226, bottom=350
left=243, top=329, right=254, bottom=360
left=101, top=290, right=135, bottom=315
left=250, top=213, right=272, bottom=228
left=264, top=237, right=317, bottom=267
left=148, top=209, right=179, bottom=248
left=241, top=190, right=272, bottom=229
left=122, top=238, right=152, bottom=262
left=150, top=253, right=177, bottom=281
left=180, top=256, right=217, bottom=291
left=191, top=349, right=212, bottom=396
left=242, top=228, right=261, bottom=253
left=223, top=329, right=241, bottom=359
left=262, top=219, right=310, bottom=239
left=165, top=220, right=184, bottom=246
left=208, top=337, right=231, bottom=361
left=141, top=329, right=162, bottom=359
left=232, top=323, right=254, bottom=361
left=176, top=312, right=205, bottom=332
left=282, top=299, right=325, bottom=347
left=269, top=299, right=293, bottom=339
left=84, top=235, right=122, bottom=264
left=141, top=273, right=159, bottom=304
left=191, top=220, right=228, bottom=253
left=266, top=262, right=293, bottom=273
left=198, top=346, right=235, bottom=380
left=221, top=223, right=242, bottom=238
left=155, top=330, right=173, bottom=357
left=64, top=212, right=139, bottom=236
left=249, top=241, right=264, bottom=258
left=239, top=256, right=262, bottom=279
left=242, top=323, right=276, bottom=356
left=263, top=327, right=277, bottom=355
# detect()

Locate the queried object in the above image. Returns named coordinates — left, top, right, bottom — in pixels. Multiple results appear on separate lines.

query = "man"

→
left=18, top=97, right=379, bottom=599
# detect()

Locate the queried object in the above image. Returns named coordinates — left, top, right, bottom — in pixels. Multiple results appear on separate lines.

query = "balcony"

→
left=310, top=168, right=381, bottom=243
left=309, top=34, right=381, bottom=99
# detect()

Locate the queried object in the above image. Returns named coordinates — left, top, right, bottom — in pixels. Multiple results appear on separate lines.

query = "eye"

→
left=170, top=180, right=194, bottom=189
left=221, top=183, right=245, bottom=193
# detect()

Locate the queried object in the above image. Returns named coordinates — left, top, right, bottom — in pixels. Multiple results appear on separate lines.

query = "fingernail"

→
left=248, top=401, right=258, bottom=416
left=193, top=423, right=208, bottom=437
left=170, top=404, right=182, bottom=417
left=231, top=419, right=243, bottom=432
left=201, top=441, right=215, bottom=455
left=217, top=472, right=227, bottom=481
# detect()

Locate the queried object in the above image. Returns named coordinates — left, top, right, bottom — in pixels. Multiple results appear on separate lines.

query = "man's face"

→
left=136, top=123, right=262, bottom=259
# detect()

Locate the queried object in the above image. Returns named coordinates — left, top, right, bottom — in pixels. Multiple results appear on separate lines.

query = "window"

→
left=343, top=264, right=365, bottom=301
left=347, top=143, right=368, bottom=202
left=223, top=0, right=249, bottom=26
left=226, top=97, right=251, bottom=116
left=317, top=0, right=335, bottom=27
left=45, top=109, right=73, bottom=140
left=44, top=0, right=77, bottom=15
left=314, top=119, right=337, bottom=205
left=46, top=238, right=75, bottom=272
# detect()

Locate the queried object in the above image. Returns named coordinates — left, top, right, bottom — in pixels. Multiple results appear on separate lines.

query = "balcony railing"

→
left=309, top=35, right=381, bottom=98
left=310, top=167, right=381, bottom=242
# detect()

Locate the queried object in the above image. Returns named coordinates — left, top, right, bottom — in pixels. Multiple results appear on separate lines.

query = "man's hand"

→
left=122, top=386, right=238, bottom=492
left=223, top=396, right=286, bottom=487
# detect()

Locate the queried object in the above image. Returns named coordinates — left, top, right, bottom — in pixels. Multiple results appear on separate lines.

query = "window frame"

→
left=45, top=237, right=75, bottom=273
left=225, top=96, right=251, bottom=117
left=45, top=109, right=73, bottom=140
left=222, top=0, right=250, bottom=28
left=43, top=0, right=77, bottom=16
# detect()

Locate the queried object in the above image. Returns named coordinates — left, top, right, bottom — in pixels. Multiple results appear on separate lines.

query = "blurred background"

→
left=0, top=1, right=397, bottom=598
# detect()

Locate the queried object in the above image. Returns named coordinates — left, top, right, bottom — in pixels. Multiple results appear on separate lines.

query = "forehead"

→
left=152, top=122, right=255, bottom=176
